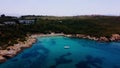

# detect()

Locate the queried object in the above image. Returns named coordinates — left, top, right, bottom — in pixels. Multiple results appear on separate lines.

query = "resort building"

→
left=4, top=21, right=16, bottom=25
left=19, top=19, right=35, bottom=24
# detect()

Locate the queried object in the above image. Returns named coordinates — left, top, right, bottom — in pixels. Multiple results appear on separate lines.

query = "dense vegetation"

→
left=0, top=15, right=120, bottom=49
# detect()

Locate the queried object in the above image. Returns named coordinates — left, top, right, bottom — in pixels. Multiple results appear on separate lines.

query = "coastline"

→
left=0, top=36, right=36, bottom=63
left=0, top=33, right=120, bottom=63
left=0, top=33, right=65, bottom=63
left=65, top=34, right=120, bottom=42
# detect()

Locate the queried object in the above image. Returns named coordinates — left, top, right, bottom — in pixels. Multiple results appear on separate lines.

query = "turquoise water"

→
left=0, top=36, right=120, bottom=68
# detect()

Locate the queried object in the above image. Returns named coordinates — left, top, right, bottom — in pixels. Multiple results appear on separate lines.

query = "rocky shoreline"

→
left=0, top=33, right=64, bottom=63
left=0, top=36, right=36, bottom=63
left=65, top=34, right=120, bottom=42
left=0, top=33, right=120, bottom=63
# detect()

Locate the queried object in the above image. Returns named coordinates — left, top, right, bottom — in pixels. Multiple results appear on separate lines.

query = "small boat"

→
left=64, top=46, right=70, bottom=49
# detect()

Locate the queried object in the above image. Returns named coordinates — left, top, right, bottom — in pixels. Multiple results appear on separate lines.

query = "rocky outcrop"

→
left=76, top=34, right=86, bottom=38
left=67, top=34, right=120, bottom=42
left=110, top=34, right=120, bottom=41
left=0, top=36, right=36, bottom=63
left=0, top=34, right=65, bottom=63
left=98, top=37, right=109, bottom=42
left=71, top=34, right=99, bottom=41
left=0, top=56, right=7, bottom=63
left=0, top=33, right=119, bottom=63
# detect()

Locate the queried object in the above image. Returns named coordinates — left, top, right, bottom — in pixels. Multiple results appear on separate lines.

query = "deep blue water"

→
left=0, top=36, right=120, bottom=68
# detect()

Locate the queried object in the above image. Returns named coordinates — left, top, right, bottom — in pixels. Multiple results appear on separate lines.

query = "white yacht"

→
left=64, top=46, right=70, bottom=49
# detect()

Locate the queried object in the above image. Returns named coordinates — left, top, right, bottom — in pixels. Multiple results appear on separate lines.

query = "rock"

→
left=4, top=50, right=17, bottom=58
left=0, top=56, right=7, bottom=63
left=7, top=45, right=21, bottom=53
left=68, top=34, right=120, bottom=42
left=0, top=50, right=8, bottom=56
left=76, top=34, right=86, bottom=38
left=0, top=50, right=17, bottom=58
left=98, top=37, right=109, bottom=42
left=110, top=34, right=120, bottom=41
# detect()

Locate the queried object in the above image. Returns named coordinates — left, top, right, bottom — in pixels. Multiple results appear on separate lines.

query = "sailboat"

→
left=64, top=45, right=70, bottom=49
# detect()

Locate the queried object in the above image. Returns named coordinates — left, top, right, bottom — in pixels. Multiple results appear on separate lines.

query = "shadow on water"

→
left=28, top=44, right=50, bottom=68
left=75, top=55, right=104, bottom=68
left=113, top=65, right=120, bottom=68
left=50, top=39, right=56, bottom=45
left=50, top=52, right=72, bottom=68
left=9, top=44, right=50, bottom=68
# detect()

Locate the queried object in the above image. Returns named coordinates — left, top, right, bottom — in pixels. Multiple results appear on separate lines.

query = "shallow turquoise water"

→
left=0, top=36, right=120, bottom=68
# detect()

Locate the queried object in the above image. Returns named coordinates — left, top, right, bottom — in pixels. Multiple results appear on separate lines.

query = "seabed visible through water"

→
left=0, top=36, right=120, bottom=68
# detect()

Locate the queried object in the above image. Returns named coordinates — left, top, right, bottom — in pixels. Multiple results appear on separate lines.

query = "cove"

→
left=0, top=36, right=120, bottom=68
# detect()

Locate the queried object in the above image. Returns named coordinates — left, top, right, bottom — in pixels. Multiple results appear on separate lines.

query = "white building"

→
left=19, top=19, right=35, bottom=24
left=4, top=21, right=16, bottom=24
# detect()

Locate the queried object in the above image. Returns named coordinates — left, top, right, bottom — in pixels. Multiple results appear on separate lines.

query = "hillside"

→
left=0, top=15, right=120, bottom=49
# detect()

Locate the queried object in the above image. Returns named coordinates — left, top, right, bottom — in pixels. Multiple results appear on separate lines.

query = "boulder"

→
left=0, top=50, right=17, bottom=58
left=98, top=37, right=109, bottom=42
left=0, top=56, right=7, bottom=63
left=7, top=45, right=21, bottom=53
left=0, top=50, right=8, bottom=56
left=4, top=50, right=17, bottom=58
left=110, top=34, right=120, bottom=41
left=76, top=34, right=86, bottom=38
